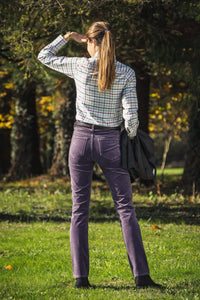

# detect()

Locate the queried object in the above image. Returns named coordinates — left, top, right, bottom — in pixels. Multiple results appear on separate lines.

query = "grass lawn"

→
left=0, top=170, right=200, bottom=299
left=0, top=221, right=199, bottom=300
left=156, top=168, right=184, bottom=176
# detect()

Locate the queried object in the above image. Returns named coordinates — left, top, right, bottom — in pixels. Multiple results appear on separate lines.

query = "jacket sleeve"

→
left=121, top=69, right=139, bottom=138
left=38, top=35, right=78, bottom=79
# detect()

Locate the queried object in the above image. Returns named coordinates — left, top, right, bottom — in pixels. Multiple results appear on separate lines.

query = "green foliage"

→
left=2, top=0, right=200, bottom=77
left=1, top=0, right=200, bottom=183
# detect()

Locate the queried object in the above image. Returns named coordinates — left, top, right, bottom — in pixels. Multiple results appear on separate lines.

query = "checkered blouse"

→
left=38, top=35, right=139, bottom=137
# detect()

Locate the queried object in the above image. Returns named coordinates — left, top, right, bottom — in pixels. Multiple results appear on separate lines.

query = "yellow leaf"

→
left=0, top=114, right=5, bottom=121
left=171, top=96, right=178, bottom=101
left=5, top=122, right=12, bottom=129
left=150, top=93, right=158, bottom=98
left=0, top=70, right=9, bottom=76
left=166, top=103, right=171, bottom=110
left=4, top=83, right=14, bottom=89
left=46, top=105, right=54, bottom=112
left=40, top=96, right=52, bottom=105
left=167, top=82, right=172, bottom=88
left=149, top=125, right=154, bottom=132
left=0, top=92, right=7, bottom=98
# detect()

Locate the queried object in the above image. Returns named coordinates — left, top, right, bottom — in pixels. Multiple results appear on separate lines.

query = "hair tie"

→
left=105, top=29, right=110, bottom=33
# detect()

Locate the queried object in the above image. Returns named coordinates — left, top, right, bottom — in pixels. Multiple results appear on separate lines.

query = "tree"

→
left=4, top=79, right=42, bottom=180
left=0, top=68, right=12, bottom=176
left=1, top=0, right=200, bottom=189
left=1, top=0, right=43, bottom=180
left=149, top=65, right=190, bottom=174
left=50, top=84, right=76, bottom=176
left=182, top=84, right=200, bottom=192
left=0, top=0, right=71, bottom=179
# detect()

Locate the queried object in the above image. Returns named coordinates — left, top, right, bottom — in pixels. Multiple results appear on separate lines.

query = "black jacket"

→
left=120, top=129, right=156, bottom=183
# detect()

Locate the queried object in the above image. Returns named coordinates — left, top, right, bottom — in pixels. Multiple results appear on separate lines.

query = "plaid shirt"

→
left=38, top=35, right=139, bottom=137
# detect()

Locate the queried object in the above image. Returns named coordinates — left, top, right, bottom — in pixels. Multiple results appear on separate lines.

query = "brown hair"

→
left=86, top=21, right=116, bottom=91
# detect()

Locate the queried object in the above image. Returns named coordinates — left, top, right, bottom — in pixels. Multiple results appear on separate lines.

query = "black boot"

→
left=75, top=277, right=91, bottom=289
left=135, top=275, right=162, bottom=289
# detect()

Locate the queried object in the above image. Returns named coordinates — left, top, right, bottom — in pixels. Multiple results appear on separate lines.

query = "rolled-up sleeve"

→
left=38, top=35, right=78, bottom=79
left=122, top=70, right=139, bottom=137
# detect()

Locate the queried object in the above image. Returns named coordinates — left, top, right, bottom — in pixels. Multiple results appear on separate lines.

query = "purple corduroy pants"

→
left=68, top=124, right=149, bottom=278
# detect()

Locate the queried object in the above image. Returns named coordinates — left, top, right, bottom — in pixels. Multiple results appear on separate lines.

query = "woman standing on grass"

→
left=38, top=21, right=161, bottom=289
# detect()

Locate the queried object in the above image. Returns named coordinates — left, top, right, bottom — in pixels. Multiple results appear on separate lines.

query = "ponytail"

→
left=86, top=22, right=116, bottom=91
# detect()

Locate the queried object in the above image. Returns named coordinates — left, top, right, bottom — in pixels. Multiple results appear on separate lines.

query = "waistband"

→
left=74, top=121, right=121, bottom=131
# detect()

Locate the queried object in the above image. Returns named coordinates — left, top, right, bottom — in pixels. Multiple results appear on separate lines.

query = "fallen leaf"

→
left=152, top=225, right=161, bottom=230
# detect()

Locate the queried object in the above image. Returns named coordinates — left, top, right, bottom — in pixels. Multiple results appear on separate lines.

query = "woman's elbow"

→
left=37, top=51, right=43, bottom=62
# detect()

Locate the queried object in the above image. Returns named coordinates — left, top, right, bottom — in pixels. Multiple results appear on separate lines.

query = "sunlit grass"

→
left=0, top=171, right=199, bottom=224
left=0, top=171, right=199, bottom=299
left=156, top=168, right=184, bottom=176
left=0, top=221, right=199, bottom=299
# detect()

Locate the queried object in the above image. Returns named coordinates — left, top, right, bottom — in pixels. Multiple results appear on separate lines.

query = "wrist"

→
left=64, top=31, right=72, bottom=41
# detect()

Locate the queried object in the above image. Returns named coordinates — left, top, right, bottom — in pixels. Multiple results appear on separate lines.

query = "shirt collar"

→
left=93, top=52, right=98, bottom=59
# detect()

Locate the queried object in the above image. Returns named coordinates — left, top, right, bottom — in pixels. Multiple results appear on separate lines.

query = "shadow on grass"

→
left=0, top=200, right=199, bottom=225
left=71, top=279, right=200, bottom=298
left=90, top=200, right=200, bottom=225
left=91, top=284, right=168, bottom=294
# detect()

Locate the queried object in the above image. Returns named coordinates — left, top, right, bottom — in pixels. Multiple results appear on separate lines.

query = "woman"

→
left=38, top=21, right=161, bottom=289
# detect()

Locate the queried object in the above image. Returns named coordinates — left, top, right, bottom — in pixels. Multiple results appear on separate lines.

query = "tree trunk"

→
left=50, top=85, right=76, bottom=177
left=5, top=80, right=42, bottom=181
left=0, top=129, right=11, bottom=176
left=160, top=134, right=173, bottom=178
left=182, top=98, right=200, bottom=192
left=136, top=74, right=150, bottom=134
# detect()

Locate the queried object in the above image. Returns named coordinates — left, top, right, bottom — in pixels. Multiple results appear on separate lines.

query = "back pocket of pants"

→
left=69, top=137, right=89, bottom=161
left=98, top=138, right=120, bottom=162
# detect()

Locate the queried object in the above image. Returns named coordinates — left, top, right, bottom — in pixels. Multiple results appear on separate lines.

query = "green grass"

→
left=0, top=171, right=200, bottom=299
left=0, top=221, right=199, bottom=299
left=0, top=171, right=199, bottom=224
left=157, top=168, right=184, bottom=176
left=156, top=168, right=184, bottom=176
left=156, top=168, right=184, bottom=184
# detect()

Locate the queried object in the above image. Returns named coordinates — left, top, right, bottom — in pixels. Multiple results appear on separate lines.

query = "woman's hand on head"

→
left=64, top=32, right=88, bottom=43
